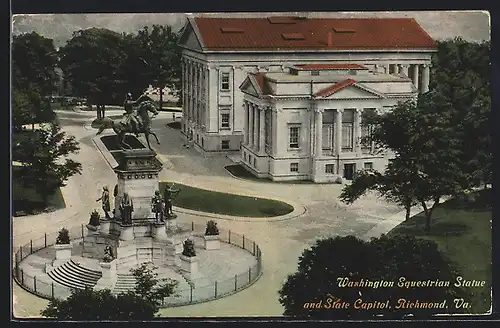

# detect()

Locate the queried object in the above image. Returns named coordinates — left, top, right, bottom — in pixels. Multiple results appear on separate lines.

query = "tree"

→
left=41, top=262, right=178, bottom=320
left=278, top=235, right=467, bottom=319
left=12, top=32, right=58, bottom=95
left=13, top=122, right=82, bottom=205
left=341, top=98, right=464, bottom=231
left=135, top=25, right=182, bottom=110
left=58, top=28, right=129, bottom=117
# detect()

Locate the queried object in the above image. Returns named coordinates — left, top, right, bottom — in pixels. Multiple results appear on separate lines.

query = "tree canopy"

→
left=278, top=235, right=467, bottom=319
left=41, top=263, right=178, bottom=320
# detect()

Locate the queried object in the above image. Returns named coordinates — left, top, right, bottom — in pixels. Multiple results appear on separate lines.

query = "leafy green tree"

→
left=12, top=32, right=58, bottom=95
left=41, top=262, right=178, bottom=320
left=58, top=28, right=129, bottom=117
left=135, top=25, right=182, bottom=110
left=13, top=123, right=82, bottom=205
left=279, top=235, right=467, bottom=319
left=341, top=98, right=464, bottom=231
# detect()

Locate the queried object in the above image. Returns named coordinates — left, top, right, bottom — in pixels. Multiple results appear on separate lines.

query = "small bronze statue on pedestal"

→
left=96, top=186, right=111, bottom=219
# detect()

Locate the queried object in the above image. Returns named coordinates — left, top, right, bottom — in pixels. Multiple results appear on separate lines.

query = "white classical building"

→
left=176, top=15, right=436, bottom=179
left=239, top=64, right=417, bottom=182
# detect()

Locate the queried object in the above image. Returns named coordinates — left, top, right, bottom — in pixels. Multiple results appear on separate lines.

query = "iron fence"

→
left=13, top=221, right=262, bottom=308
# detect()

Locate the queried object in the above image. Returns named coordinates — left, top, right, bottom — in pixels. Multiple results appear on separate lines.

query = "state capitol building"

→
left=177, top=15, right=436, bottom=182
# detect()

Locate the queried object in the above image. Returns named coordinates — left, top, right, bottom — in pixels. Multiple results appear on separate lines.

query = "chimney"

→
left=327, top=32, right=333, bottom=47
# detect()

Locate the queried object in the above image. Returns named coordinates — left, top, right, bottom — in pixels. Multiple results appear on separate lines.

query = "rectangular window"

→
left=361, top=108, right=376, bottom=149
left=290, top=162, right=299, bottom=172
left=325, top=164, right=335, bottom=174
left=311, top=70, right=320, bottom=76
left=289, top=125, right=301, bottom=149
left=244, top=152, right=247, bottom=162
left=221, top=140, right=230, bottom=150
left=201, top=138, right=204, bottom=147
left=342, top=109, right=354, bottom=151
left=253, top=158, right=257, bottom=167
left=364, top=162, right=373, bottom=170
left=221, top=72, right=230, bottom=91
left=196, top=134, right=199, bottom=143
left=322, top=124, right=333, bottom=150
left=264, top=109, right=272, bottom=151
left=221, top=113, right=230, bottom=129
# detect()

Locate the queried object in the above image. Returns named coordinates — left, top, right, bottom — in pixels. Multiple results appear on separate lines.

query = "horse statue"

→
left=96, top=94, right=161, bottom=150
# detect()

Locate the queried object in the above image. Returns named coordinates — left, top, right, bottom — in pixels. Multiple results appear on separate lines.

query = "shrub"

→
left=56, top=228, right=70, bottom=244
left=205, top=220, right=219, bottom=236
left=89, top=210, right=100, bottom=226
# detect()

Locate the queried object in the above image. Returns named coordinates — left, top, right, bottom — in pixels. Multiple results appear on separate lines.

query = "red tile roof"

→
left=193, top=17, right=437, bottom=51
left=251, top=73, right=273, bottom=95
left=294, top=64, right=368, bottom=70
left=314, top=79, right=357, bottom=97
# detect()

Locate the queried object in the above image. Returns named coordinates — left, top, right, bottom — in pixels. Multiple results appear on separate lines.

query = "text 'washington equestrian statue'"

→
left=96, top=93, right=161, bottom=150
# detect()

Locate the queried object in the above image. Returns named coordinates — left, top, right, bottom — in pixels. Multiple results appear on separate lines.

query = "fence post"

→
left=81, top=224, right=84, bottom=238
left=30, top=240, right=33, bottom=254
left=34, top=276, right=37, bottom=292
left=214, top=281, right=218, bottom=298
left=253, top=241, right=255, bottom=255
left=190, top=285, right=193, bottom=302
left=19, top=246, right=23, bottom=260
left=21, top=270, right=24, bottom=284
left=243, top=235, right=245, bottom=249
left=248, top=268, right=251, bottom=283
left=234, top=274, right=237, bottom=291
left=228, top=230, right=231, bottom=244
left=44, top=233, right=47, bottom=248
left=191, top=222, right=194, bottom=231
left=51, top=282, right=55, bottom=300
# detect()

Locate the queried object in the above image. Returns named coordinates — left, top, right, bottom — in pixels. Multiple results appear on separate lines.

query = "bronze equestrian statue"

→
left=96, top=93, right=161, bottom=150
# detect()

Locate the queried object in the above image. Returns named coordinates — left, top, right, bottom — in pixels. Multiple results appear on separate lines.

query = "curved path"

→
left=13, top=108, right=409, bottom=317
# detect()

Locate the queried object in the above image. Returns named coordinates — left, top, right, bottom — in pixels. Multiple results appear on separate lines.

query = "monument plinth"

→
left=113, top=149, right=163, bottom=221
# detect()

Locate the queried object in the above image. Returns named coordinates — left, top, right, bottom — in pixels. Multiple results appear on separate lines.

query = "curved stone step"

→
left=47, top=261, right=101, bottom=291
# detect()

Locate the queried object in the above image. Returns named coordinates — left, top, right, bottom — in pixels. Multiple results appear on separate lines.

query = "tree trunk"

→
left=405, top=205, right=411, bottom=221
left=159, top=87, right=163, bottom=111
left=102, top=104, right=106, bottom=118
left=422, top=198, right=440, bottom=232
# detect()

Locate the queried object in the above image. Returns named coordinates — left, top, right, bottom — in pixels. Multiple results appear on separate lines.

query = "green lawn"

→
left=91, top=115, right=123, bottom=129
left=12, top=167, right=66, bottom=216
left=225, top=164, right=316, bottom=184
left=159, top=182, right=294, bottom=217
left=387, top=189, right=492, bottom=314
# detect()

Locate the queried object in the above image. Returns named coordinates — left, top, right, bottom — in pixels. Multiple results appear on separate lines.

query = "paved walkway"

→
left=12, top=108, right=415, bottom=318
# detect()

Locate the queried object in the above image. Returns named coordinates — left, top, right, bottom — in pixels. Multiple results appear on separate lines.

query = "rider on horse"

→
left=122, top=93, right=142, bottom=136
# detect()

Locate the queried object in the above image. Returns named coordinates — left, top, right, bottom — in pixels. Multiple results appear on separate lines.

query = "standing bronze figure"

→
left=96, top=186, right=111, bottom=219
left=120, top=192, right=134, bottom=224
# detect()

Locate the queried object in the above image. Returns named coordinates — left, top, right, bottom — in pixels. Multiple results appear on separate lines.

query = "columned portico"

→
left=248, top=103, right=254, bottom=147
left=412, top=64, right=419, bottom=91
left=258, top=106, right=266, bottom=153
left=243, top=102, right=249, bottom=144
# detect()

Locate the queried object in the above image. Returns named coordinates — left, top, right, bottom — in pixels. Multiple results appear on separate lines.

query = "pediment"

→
left=177, top=20, right=203, bottom=51
left=319, top=84, right=385, bottom=100
left=239, top=76, right=261, bottom=97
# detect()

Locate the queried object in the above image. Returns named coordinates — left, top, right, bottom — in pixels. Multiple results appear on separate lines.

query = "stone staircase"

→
left=47, top=259, right=102, bottom=290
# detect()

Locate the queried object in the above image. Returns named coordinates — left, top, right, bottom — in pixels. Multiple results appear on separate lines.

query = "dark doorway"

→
left=343, top=163, right=356, bottom=180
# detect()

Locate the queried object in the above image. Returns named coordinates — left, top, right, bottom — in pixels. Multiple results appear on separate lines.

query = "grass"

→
left=100, top=135, right=145, bottom=151
left=12, top=167, right=66, bottom=216
left=225, top=164, right=316, bottom=184
left=166, top=121, right=181, bottom=130
left=159, top=182, right=294, bottom=217
left=387, top=189, right=492, bottom=314
left=91, top=115, right=123, bottom=129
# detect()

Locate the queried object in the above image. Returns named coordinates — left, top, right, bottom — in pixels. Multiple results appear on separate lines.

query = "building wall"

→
left=180, top=48, right=432, bottom=154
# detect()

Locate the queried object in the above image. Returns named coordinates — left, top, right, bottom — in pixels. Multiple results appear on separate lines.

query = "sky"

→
left=12, top=11, right=490, bottom=48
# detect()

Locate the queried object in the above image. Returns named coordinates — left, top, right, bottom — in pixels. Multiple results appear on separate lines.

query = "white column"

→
left=394, top=64, right=400, bottom=75
left=187, top=61, right=192, bottom=123
left=421, top=64, right=430, bottom=94
left=383, top=64, right=389, bottom=74
left=182, top=61, right=188, bottom=125
left=401, top=64, right=409, bottom=77
left=243, top=102, right=248, bottom=145
left=248, top=103, right=254, bottom=147
left=253, top=104, right=259, bottom=151
left=335, top=109, right=343, bottom=154
left=315, top=108, right=323, bottom=157
left=412, top=64, right=419, bottom=91
left=259, top=107, right=265, bottom=153
left=355, top=108, right=363, bottom=153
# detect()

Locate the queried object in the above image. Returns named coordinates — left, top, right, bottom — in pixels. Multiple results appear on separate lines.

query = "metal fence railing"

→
left=13, top=221, right=262, bottom=307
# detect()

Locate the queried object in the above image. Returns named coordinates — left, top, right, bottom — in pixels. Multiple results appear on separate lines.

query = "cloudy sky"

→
left=12, top=11, right=490, bottom=48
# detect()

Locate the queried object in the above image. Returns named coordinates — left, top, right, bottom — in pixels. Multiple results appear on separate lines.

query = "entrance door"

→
left=343, top=163, right=356, bottom=180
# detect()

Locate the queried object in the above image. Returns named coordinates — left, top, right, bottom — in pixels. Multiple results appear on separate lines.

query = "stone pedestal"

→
left=99, top=219, right=111, bottom=236
left=152, top=223, right=168, bottom=241
left=52, top=243, right=72, bottom=267
left=113, top=149, right=163, bottom=221
left=180, top=255, right=198, bottom=276
left=83, top=225, right=100, bottom=258
left=94, top=259, right=118, bottom=291
left=119, top=224, right=135, bottom=241
left=165, top=217, right=178, bottom=233
left=162, top=244, right=180, bottom=267
left=204, top=235, right=221, bottom=250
